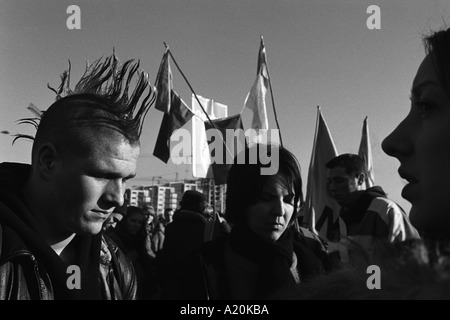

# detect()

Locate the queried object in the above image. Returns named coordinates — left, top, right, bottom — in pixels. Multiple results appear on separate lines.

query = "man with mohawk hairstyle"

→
left=0, top=53, right=157, bottom=300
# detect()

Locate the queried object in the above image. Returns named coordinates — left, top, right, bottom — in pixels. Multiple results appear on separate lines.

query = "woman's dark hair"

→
left=224, top=143, right=303, bottom=227
left=423, top=27, right=450, bottom=95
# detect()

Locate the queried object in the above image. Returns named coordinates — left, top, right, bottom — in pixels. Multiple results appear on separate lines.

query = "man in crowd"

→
left=0, top=53, right=156, bottom=299
left=326, top=153, right=420, bottom=254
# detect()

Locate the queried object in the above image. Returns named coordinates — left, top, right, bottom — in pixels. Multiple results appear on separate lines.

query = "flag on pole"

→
left=303, top=107, right=342, bottom=242
left=200, top=95, right=227, bottom=119
left=153, top=90, right=194, bottom=163
left=204, top=114, right=246, bottom=185
left=154, top=47, right=172, bottom=114
left=243, top=37, right=269, bottom=141
left=191, top=94, right=228, bottom=178
left=358, top=116, right=375, bottom=188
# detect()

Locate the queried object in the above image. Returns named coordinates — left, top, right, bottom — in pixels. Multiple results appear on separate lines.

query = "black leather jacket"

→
left=0, top=222, right=137, bottom=300
left=0, top=162, right=137, bottom=300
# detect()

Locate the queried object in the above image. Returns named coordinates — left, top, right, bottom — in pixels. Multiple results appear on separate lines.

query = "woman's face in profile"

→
left=245, top=174, right=295, bottom=242
left=382, top=54, right=450, bottom=234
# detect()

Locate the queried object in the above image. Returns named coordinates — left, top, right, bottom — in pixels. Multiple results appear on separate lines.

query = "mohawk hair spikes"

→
left=11, top=117, right=41, bottom=145
left=12, top=134, right=35, bottom=145
left=16, top=117, right=40, bottom=131
left=16, top=52, right=156, bottom=147
left=43, top=52, right=156, bottom=141
left=48, top=60, right=72, bottom=98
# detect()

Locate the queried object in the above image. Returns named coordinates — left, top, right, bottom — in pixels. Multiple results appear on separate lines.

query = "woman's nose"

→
left=382, top=115, right=413, bottom=159
left=272, top=198, right=284, bottom=216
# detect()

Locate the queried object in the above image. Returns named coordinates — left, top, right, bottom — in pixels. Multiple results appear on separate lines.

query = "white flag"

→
left=358, top=116, right=375, bottom=188
left=243, top=37, right=269, bottom=144
left=304, top=107, right=342, bottom=242
left=191, top=94, right=228, bottom=178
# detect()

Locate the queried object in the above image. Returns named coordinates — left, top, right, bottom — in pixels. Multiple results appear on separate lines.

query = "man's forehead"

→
left=80, top=127, right=139, bottom=154
left=327, top=166, right=351, bottom=177
left=75, top=129, right=140, bottom=177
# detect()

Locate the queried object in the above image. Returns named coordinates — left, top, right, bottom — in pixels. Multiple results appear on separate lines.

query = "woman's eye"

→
left=260, top=193, right=272, bottom=201
left=413, top=99, right=437, bottom=118
left=420, top=102, right=435, bottom=116
left=283, top=195, right=294, bottom=205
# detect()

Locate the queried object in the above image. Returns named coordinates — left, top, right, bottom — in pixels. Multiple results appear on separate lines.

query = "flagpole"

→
left=155, top=46, right=169, bottom=88
left=303, top=106, right=321, bottom=231
left=261, top=36, right=284, bottom=148
left=211, top=177, right=216, bottom=214
left=163, top=43, right=234, bottom=160
left=163, top=43, right=216, bottom=128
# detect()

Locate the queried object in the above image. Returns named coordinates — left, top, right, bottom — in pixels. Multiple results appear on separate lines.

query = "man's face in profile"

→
left=327, top=166, right=360, bottom=207
left=204, top=204, right=213, bottom=218
left=165, top=209, right=174, bottom=224
left=49, top=129, right=139, bottom=236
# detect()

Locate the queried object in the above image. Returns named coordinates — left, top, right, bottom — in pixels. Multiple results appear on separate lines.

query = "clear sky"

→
left=1, top=0, right=450, bottom=212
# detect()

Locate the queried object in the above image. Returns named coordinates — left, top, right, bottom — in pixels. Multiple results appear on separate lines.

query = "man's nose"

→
left=327, top=181, right=336, bottom=192
left=103, top=179, right=125, bottom=208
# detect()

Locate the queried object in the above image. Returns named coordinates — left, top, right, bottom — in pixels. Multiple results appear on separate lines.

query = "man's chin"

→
left=331, top=196, right=343, bottom=206
left=79, top=223, right=103, bottom=235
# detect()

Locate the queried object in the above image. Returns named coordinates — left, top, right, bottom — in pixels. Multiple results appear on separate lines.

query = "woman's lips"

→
left=401, top=181, right=418, bottom=201
left=398, top=168, right=418, bottom=201
left=267, top=222, right=284, bottom=230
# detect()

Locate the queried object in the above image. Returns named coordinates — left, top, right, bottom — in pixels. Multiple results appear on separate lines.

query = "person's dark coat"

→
left=0, top=162, right=137, bottom=300
left=161, top=224, right=330, bottom=300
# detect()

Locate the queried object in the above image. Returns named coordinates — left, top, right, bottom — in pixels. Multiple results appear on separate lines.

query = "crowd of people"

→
left=1, top=25, right=450, bottom=300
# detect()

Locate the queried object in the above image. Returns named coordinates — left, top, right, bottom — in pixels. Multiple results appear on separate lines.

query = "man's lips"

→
left=92, top=209, right=111, bottom=218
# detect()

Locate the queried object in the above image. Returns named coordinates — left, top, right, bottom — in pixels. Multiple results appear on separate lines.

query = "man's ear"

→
left=36, top=143, right=58, bottom=180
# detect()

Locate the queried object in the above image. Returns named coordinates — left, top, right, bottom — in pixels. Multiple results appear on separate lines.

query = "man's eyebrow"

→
left=97, top=171, right=136, bottom=180
left=126, top=173, right=136, bottom=180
